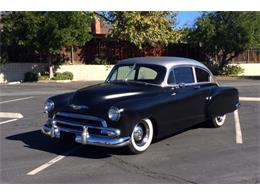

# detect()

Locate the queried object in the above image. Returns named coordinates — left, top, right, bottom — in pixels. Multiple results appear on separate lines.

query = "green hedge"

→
left=221, top=65, right=244, bottom=76
left=51, top=71, right=73, bottom=80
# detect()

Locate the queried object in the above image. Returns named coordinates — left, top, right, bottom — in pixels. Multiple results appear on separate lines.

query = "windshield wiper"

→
left=126, top=80, right=160, bottom=87
left=124, top=64, right=136, bottom=81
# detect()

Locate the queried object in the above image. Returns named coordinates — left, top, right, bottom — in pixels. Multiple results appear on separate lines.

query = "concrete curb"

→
left=7, top=81, right=21, bottom=85
left=37, top=80, right=72, bottom=83
left=55, top=80, right=72, bottom=83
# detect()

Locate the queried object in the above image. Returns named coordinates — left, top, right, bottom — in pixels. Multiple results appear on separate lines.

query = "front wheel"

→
left=209, top=114, right=226, bottom=128
left=127, top=118, right=154, bottom=154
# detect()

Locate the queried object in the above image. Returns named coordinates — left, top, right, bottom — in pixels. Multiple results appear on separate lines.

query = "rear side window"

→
left=195, top=68, right=210, bottom=82
left=173, top=67, right=194, bottom=84
left=137, top=67, right=158, bottom=80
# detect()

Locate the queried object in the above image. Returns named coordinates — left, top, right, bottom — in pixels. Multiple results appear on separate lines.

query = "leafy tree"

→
left=2, top=12, right=93, bottom=77
left=249, top=12, right=260, bottom=49
left=188, top=11, right=260, bottom=73
left=97, top=11, right=182, bottom=49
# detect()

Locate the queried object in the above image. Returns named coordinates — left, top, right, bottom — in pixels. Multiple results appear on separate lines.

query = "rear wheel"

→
left=127, top=118, right=154, bottom=154
left=209, top=114, right=226, bottom=128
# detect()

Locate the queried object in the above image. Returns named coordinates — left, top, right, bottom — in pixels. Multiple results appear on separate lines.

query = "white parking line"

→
left=239, top=97, right=260, bottom=102
left=233, top=96, right=259, bottom=143
left=0, top=112, right=23, bottom=119
left=27, top=146, right=80, bottom=176
left=0, top=112, right=24, bottom=125
left=0, top=96, right=33, bottom=104
left=0, top=118, right=19, bottom=125
left=234, top=109, right=243, bottom=144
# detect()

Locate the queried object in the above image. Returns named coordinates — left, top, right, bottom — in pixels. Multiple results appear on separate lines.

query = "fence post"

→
left=71, top=46, right=74, bottom=64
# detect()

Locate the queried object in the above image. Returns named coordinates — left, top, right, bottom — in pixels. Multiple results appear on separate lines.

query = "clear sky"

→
left=176, top=11, right=202, bottom=29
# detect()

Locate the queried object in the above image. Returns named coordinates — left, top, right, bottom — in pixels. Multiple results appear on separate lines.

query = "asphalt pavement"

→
left=0, top=79, right=259, bottom=183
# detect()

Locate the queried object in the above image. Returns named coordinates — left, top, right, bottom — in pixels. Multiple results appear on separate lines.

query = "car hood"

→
left=68, top=82, right=162, bottom=109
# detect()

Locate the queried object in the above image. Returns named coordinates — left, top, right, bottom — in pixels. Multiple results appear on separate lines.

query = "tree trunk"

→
left=71, top=46, right=74, bottom=64
left=48, top=55, right=54, bottom=79
left=217, top=52, right=228, bottom=73
left=219, top=60, right=226, bottom=73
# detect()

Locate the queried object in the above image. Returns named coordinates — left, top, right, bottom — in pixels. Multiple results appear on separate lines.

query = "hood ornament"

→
left=70, top=104, right=88, bottom=110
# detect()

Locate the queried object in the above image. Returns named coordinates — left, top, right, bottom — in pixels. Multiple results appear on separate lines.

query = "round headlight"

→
left=44, top=100, right=54, bottom=113
left=108, top=106, right=121, bottom=121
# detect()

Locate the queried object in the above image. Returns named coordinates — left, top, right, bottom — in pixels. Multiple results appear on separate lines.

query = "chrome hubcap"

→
left=215, top=115, right=226, bottom=126
left=132, top=121, right=150, bottom=147
left=130, top=119, right=154, bottom=152
left=217, top=116, right=224, bottom=123
left=133, top=125, right=144, bottom=142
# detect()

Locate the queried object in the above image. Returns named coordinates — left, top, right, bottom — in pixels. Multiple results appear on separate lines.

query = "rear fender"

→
left=207, top=87, right=239, bottom=117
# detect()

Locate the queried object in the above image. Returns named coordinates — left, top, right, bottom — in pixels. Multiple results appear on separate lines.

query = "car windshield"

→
left=107, top=64, right=167, bottom=85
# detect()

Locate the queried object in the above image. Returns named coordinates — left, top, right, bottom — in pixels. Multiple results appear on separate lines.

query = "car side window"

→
left=195, top=67, right=210, bottom=82
left=110, top=65, right=136, bottom=80
left=137, top=67, right=157, bottom=80
left=167, top=70, right=175, bottom=84
left=173, top=67, right=194, bottom=84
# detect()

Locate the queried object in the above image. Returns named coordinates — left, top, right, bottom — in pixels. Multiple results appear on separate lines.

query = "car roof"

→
left=117, top=57, right=209, bottom=70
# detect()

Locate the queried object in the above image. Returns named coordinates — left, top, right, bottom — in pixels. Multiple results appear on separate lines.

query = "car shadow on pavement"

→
left=6, top=123, right=212, bottom=159
left=6, top=130, right=129, bottom=159
left=6, top=122, right=211, bottom=159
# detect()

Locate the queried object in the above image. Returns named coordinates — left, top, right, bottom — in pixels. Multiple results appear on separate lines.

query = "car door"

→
left=192, top=66, right=216, bottom=121
left=165, top=66, right=212, bottom=133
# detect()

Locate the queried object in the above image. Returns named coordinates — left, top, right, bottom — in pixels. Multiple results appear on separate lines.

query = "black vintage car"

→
left=42, top=57, right=240, bottom=154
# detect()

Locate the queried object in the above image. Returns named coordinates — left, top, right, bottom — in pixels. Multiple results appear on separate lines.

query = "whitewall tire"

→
left=210, top=114, right=226, bottom=128
left=127, top=118, right=154, bottom=154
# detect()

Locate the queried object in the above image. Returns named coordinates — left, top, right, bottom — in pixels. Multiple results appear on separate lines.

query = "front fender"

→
left=109, top=93, right=167, bottom=137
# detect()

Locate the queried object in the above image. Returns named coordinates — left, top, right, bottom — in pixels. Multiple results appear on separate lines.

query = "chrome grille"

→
left=53, top=112, right=107, bottom=135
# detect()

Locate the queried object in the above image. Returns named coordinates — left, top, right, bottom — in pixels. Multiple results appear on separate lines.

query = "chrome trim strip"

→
left=69, top=104, right=89, bottom=111
left=192, top=66, right=197, bottom=83
left=166, top=81, right=215, bottom=88
left=104, top=92, right=142, bottom=100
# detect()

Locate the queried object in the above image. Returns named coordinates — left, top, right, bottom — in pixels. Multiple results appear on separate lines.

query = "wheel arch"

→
left=149, top=117, right=159, bottom=142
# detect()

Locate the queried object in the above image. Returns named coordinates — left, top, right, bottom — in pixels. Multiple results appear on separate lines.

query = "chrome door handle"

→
left=206, top=96, right=212, bottom=100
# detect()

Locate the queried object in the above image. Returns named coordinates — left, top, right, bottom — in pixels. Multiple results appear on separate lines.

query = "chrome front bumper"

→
left=41, top=123, right=130, bottom=148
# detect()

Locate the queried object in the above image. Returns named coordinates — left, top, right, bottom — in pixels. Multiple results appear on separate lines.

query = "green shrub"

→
left=24, top=72, right=39, bottom=82
left=92, top=56, right=108, bottom=65
left=221, top=65, right=244, bottom=76
left=38, top=75, right=49, bottom=80
left=51, top=71, right=73, bottom=80
left=38, top=71, right=50, bottom=80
